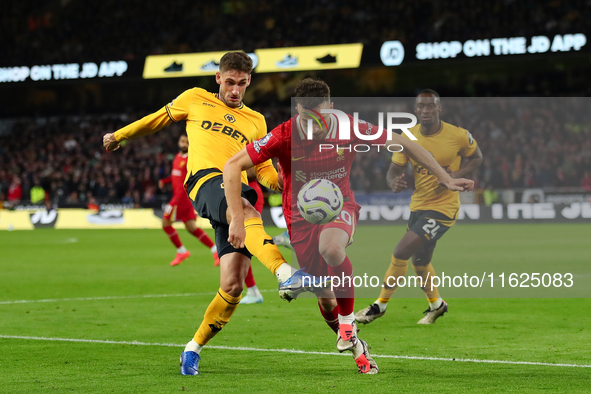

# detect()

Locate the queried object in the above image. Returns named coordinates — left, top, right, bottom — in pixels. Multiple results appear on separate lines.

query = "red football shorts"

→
left=163, top=195, right=197, bottom=223
left=290, top=201, right=360, bottom=277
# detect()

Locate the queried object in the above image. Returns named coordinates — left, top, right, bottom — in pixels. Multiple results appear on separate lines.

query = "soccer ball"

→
left=296, top=179, right=344, bottom=225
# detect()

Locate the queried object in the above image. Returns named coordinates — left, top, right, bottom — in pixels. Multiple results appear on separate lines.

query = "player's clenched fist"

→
left=390, top=174, right=407, bottom=193
left=103, top=133, right=121, bottom=152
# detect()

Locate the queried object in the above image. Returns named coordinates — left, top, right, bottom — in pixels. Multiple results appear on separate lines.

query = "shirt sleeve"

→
left=114, top=107, right=173, bottom=141
left=458, top=127, right=478, bottom=157
left=165, top=88, right=194, bottom=122
left=254, top=159, right=280, bottom=191
left=390, top=131, right=410, bottom=166
left=246, top=125, right=284, bottom=166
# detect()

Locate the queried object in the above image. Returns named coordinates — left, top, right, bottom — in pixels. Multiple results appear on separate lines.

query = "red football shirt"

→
left=246, top=113, right=387, bottom=230
left=161, top=153, right=191, bottom=201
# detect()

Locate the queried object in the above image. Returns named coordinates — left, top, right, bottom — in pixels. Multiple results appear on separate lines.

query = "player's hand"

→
left=103, top=133, right=120, bottom=152
left=390, top=174, right=407, bottom=193
left=228, top=220, right=246, bottom=249
left=158, top=180, right=164, bottom=189
left=443, top=177, right=474, bottom=192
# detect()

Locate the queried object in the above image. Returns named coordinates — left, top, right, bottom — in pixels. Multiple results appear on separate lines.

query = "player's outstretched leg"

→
left=355, top=255, right=408, bottom=324
left=356, top=231, right=423, bottom=324
left=412, top=254, right=447, bottom=324
left=317, top=297, right=339, bottom=334
left=240, top=203, right=330, bottom=300
left=185, top=219, right=219, bottom=266
left=180, top=252, right=247, bottom=375
left=240, top=265, right=263, bottom=304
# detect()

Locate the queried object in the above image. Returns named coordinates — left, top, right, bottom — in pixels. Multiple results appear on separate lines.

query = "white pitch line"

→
left=0, top=290, right=277, bottom=305
left=0, top=335, right=589, bottom=369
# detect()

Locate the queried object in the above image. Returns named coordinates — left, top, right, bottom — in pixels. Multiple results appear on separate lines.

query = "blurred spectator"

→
left=582, top=171, right=591, bottom=192
left=1, top=0, right=588, bottom=67
left=30, top=178, right=46, bottom=203
left=483, top=186, right=499, bottom=207
left=7, top=177, right=22, bottom=202
left=0, top=97, right=589, bottom=205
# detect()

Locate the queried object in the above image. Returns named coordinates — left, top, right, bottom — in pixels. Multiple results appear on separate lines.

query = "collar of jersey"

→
left=295, top=113, right=337, bottom=140
left=420, top=121, right=443, bottom=138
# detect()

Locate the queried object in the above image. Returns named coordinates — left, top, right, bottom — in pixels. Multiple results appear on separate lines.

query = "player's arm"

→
left=158, top=176, right=172, bottom=189
left=103, top=90, right=192, bottom=152
left=385, top=135, right=474, bottom=191
left=224, top=125, right=282, bottom=248
left=223, top=149, right=256, bottom=248
left=103, top=108, right=173, bottom=151
left=386, top=162, right=408, bottom=192
left=454, top=146, right=483, bottom=178
left=254, top=160, right=281, bottom=192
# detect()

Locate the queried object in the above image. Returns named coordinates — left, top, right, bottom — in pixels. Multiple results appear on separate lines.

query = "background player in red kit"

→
left=224, top=78, right=474, bottom=374
left=159, top=134, right=219, bottom=267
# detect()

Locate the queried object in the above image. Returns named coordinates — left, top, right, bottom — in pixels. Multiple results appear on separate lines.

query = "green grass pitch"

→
left=1, top=224, right=590, bottom=393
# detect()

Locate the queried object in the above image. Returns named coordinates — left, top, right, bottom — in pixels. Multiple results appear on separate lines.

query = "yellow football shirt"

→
left=114, top=87, right=277, bottom=199
left=392, top=121, right=478, bottom=220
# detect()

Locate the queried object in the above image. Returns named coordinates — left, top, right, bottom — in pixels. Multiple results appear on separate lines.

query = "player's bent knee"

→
left=319, top=243, right=346, bottom=266
left=221, top=280, right=244, bottom=298
left=243, top=203, right=261, bottom=220
left=393, top=244, right=415, bottom=261
left=318, top=297, right=337, bottom=311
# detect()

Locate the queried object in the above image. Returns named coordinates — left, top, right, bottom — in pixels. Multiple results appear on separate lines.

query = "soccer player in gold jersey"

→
left=356, top=90, right=483, bottom=325
left=102, top=52, right=325, bottom=375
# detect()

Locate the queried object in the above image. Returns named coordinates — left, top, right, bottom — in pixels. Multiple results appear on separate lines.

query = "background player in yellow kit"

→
left=102, top=52, right=325, bottom=376
left=356, top=90, right=483, bottom=325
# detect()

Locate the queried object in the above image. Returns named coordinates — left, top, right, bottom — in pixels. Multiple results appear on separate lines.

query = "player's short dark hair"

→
left=417, top=89, right=440, bottom=98
left=294, top=78, right=331, bottom=108
left=219, top=52, right=253, bottom=74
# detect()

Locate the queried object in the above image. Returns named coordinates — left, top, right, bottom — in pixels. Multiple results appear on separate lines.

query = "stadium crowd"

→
left=1, top=98, right=589, bottom=205
left=2, top=0, right=587, bottom=66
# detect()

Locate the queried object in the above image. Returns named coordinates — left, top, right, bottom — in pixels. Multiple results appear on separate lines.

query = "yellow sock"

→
left=244, top=217, right=285, bottom=275
left=193, top=288, right=241, bottom=346
left=378, top=255, right=408, bottom=303
left=412, top=262, right=440, bottom=302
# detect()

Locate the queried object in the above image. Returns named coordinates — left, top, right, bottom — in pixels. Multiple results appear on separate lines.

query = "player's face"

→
left=178, top=135, right=189, bottom=153
left=296, top=102, right=333, bottom=140
left=414, top=94, right=441, bottom=126
left=216, top=70, right=251, bottom=108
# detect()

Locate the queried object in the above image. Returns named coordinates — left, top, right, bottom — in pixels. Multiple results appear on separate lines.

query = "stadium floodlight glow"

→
left=305, top=109, right=417, bottom=141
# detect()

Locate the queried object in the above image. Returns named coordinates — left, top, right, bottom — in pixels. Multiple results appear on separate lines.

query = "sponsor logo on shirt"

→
left=201, top=120, right=248, bottom=144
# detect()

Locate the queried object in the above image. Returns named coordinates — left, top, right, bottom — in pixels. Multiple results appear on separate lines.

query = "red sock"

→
left=327, top=256, right=355, bottom=316
left=191, top=228, right=214, bottom=249
left=163, top=226, right=182, bottom=249
left=318, top=302, right=340, bottom=334
left=245, top=265, right=256, bottom=288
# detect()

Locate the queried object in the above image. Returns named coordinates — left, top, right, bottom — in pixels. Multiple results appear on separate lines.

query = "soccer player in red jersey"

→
left=223, top=78, right=474, bottom=374
left=159, top=134, right=219, bottom=267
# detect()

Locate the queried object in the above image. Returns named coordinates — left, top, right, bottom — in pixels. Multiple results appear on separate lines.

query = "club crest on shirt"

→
left=224, top=114, right=236, bottom=123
